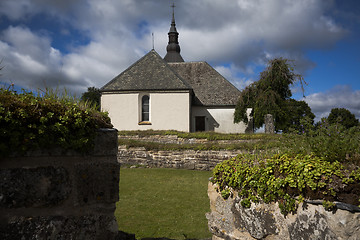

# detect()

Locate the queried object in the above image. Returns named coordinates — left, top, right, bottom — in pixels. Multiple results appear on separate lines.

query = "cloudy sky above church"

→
left=0, top=0, right=359, bottom=120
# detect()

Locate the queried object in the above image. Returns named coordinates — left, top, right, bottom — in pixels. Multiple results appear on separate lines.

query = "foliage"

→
left=282, top=118, right=360, bottom=163
left=326, top=108, right=359, bottom=129
left=282, top=99, right=315, bottom=133
left=118, top=129, right=274, bottom=141
left=81, top=87, right=101, bottom=111
left=212, top=153, right=359, bottom=215
left=118, top=137, right=282, bottom=153
left=0, top=87, right=112, bottom=156
left=116, top=168, right=212, bottom=239
left=234, top=58, right=313, bottom=132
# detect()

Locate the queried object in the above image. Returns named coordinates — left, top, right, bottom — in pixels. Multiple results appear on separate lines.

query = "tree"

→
left=234, top=58, right=313, bottom=132
left=282, top=99, right=315, bottom=133
left=327, top=108, right=359, bottom=129
left=81, top=87, right=101, bottom=110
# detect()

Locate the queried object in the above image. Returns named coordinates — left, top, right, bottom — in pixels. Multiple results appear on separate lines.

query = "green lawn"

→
left=115, top=168, right=212, bottom=239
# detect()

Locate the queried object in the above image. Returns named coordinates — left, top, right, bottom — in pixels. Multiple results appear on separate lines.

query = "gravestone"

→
left=265, top=114, right=274, bottom=134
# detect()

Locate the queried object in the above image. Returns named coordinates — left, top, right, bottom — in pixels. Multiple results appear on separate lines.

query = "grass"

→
left=118, top=138, right=281, bottom=152
left=118, top=130, right=283, bottom=153
left=115, top=168, right=212, bottom=239
left=118, top=129, right=274, bottom=140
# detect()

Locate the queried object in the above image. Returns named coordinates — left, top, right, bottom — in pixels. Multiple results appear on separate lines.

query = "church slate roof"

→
left=168, top=62, right=241, bottom=106
left=101, top=50, right=191, bottom=92
left=101, top=50, right=240, bottom=107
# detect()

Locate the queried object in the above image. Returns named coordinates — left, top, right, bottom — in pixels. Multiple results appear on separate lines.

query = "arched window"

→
left=141, top=95, right=150, bottom=122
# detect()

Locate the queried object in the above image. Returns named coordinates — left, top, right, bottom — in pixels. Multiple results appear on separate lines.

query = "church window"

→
left=141, top=95, right=150, bottom=122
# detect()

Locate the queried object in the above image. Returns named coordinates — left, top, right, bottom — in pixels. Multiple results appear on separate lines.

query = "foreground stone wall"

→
left=118, top=146, right=244, bottom=171
left=0, top=129, right=120, bottom=240
left=206, top=182, right=360, bottom=240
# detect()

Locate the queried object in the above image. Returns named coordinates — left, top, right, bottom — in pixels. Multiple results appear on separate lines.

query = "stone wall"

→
left=0, top=129, right=120, bottom=240
left=118, top=146, right=245, bottom=171
left=206, top=182, right=360, bottom=240
left=118, top=134, right=255, bottom=145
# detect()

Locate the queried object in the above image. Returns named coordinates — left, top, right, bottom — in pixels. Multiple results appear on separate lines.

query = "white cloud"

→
left=215, top=64, right=254, bottom=90
left=0, top=0, right=352, bottom=95
left=304, top=85, right=360, bottom=121
left=0, top=26, right=68, bottom=89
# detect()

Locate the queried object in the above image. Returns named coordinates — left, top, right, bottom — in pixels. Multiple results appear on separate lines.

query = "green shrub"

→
left=212, top=153, right=359, bottom=215
left=0, top=88, right=112, bottom=156
left=282, top=118, right=360, bottom=162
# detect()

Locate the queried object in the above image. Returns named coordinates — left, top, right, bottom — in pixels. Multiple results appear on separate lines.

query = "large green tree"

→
left=282, top=99, right=315, bottom=132
left=234, top=58, right=314, bottom=132
left=81, top=87, right=101, bottom=110
left=327, top=108, right=359, bottom=129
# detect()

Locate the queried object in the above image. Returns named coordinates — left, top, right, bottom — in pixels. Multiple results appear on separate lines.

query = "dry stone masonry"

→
left=118, top=134, right=253, bottom=170
left=206, top=182, right=360, bottom=240
left=118, top=145, right=245, bottom=171
left=0, top=129, right=120, bottom=240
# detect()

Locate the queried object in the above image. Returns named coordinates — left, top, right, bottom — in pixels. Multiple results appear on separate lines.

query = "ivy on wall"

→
left=212, top=153, right=360, bottom=215
left=0, top=88, right=112, bottom=156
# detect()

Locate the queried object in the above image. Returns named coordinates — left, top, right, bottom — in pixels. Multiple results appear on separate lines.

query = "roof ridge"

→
left=168, top=61, right=207, bottom=64
left=203, top=61, right=241, bottom=93
left=101, top=49, right=192, bottom=92
left=101, top=50, right=156, bottom=90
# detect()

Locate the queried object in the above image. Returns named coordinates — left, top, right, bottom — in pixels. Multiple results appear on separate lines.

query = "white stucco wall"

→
left=101, top=91, right=191, bottom=132
left=191, top=106, right=251, bottom=133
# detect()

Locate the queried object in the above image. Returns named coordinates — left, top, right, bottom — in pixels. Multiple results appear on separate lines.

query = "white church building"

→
left=101, top=10, right=251, bottom=133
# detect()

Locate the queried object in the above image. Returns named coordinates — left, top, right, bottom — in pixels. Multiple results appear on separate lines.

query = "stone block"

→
left=93, top=128, right=118, bottom=156
left=0, top=215, right=118, bottom=240
left=75, top=162, right=119, bottom=206
left=0, top=167, right=71, bottom=208
left=206, top=183, right=360, bottom=240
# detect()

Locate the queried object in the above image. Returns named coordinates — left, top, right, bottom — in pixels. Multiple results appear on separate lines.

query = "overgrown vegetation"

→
left=0, top=87, right=112, bottom=156
left=212, top=120, right=360, bottom=215
left=282, top=118, right=360, bottom=162
left=81, top=86, right=101, bottom=111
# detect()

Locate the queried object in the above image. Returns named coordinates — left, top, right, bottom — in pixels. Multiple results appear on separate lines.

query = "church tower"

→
left=164, top=3, right=184, bottom=62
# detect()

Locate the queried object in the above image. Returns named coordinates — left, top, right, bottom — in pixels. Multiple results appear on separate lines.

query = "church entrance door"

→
left=195, top=116, right=206, bottom=132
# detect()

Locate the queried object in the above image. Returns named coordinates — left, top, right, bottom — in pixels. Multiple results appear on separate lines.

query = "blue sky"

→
left=0, top=0, right=359, bottom=121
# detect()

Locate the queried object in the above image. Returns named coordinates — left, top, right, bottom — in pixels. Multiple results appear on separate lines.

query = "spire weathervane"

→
left=171, top=2, right=175, bottom=19
left=152, top=32, right=154, bottom=50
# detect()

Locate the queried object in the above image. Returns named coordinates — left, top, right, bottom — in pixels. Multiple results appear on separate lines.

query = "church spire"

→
left=164, top=2, right=184, bottom=62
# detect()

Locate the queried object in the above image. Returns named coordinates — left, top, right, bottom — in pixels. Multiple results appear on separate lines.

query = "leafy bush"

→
left=0, top=88, right=112, bottom=156
left=283, top=118, right=360, bottom=162
left=212, top=154, right=360, bottom=215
